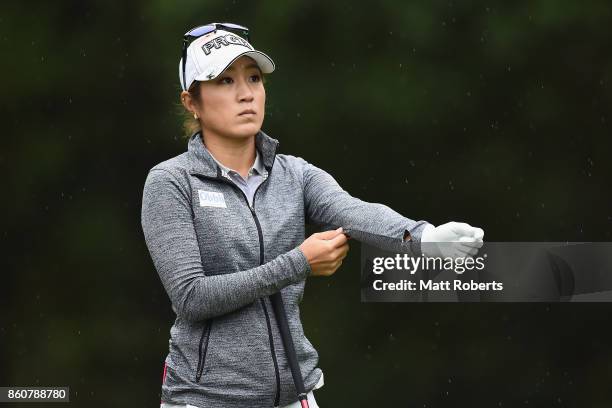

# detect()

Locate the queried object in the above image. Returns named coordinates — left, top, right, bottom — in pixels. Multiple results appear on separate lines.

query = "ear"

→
left=181, top=90, right=201, bottom=114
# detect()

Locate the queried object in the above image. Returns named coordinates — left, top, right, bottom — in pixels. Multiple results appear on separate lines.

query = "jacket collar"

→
left=187, top=129, right=279, bottom=178
left=208, top=146, right=267, bottom=178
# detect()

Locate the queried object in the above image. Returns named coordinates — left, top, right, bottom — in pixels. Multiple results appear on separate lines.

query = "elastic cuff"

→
left=288, top=246, right=312, bottom=281
left=401, top=221, right=434, bottom=256
left=406, top=221, right=433, bottom=243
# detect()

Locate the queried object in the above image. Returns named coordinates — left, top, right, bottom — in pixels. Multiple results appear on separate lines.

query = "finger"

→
left=455, top=243, right=478, bottom=254
left=325, top=263, right=340, bottom=275
left=449, top=249, right=466, bottom=259
left=339, top=242, right=350, bottom=253
left=472, top=228, right=484, bottom=240
left=451, top=223, right=484, bottom=240
left=465, top=247, right=478, bottom=257
left=457, top=238, right=483, bottom=249
left=335, top=245, right=350, bottom=260
left=328, top=244, right=348, bottom=262
left=329, top=261, right=342, bottom=275
left=328, top=232, right=348, bottom=248
left=446, top=246, right=470, bottom=259
left=457, top=246, right=478, bottom=257
left=449, top=222, right=474, bottom=236
left=317, top=261, right=336, bottom=269
left=317, top=227, right=344, bottom=240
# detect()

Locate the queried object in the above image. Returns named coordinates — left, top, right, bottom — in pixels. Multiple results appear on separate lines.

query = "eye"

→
left=219, top=76, right=233, bottom=84
left=250, top=74, right=261, bottom=83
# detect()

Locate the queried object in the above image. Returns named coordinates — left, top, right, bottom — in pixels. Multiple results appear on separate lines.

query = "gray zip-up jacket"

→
left=141, top=130, right=430, bottom=407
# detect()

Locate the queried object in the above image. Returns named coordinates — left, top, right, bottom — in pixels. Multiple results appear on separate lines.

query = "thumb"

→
left=318, top=227, right=343, bottom=240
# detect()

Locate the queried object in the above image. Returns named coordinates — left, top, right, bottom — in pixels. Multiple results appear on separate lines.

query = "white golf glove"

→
left=421, top=221, right=484, bottom=259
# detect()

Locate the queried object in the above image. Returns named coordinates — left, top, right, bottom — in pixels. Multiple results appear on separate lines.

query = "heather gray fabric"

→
left=141, top=129, right=430, bottom=407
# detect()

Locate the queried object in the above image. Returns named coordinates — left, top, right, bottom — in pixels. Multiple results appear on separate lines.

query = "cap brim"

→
left=194, top=50, right=275, bottom=82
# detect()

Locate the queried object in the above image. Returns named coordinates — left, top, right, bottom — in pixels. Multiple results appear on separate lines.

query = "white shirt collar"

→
left=207, top=148, right=267, bottom=179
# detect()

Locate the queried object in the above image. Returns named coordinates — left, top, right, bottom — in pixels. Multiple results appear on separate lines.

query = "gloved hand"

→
left=421, top=222, right=484, bottom=259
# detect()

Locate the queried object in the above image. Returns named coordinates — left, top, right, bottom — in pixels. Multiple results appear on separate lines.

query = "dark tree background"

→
left=1, top=1, right=611, bottom=406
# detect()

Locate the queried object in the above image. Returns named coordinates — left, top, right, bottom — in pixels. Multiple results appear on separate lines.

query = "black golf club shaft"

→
left=270, top=292, right=309, bottom=408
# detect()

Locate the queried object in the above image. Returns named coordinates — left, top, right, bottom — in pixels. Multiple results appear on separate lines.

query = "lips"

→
left=239, top=109, right=256, bottom=116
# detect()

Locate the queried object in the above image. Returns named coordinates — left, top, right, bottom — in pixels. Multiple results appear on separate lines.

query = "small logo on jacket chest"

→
left=198, top=190, right=227, bottom=208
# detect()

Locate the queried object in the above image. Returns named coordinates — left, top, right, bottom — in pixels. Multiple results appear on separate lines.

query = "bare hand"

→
left=299, top=227, right=350, bottom=277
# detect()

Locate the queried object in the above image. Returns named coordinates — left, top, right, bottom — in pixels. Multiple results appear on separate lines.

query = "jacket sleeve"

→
left=299, top=157, right=432, bottom=255
left=141, top=168, right=311, bottom=322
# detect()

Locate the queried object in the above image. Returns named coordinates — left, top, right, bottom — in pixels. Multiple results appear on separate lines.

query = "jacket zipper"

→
left=249, top=177, right=282, bottom=407
left=192, top=170, right=281, bottom=406
left=195, top=319, right=213, bottom=382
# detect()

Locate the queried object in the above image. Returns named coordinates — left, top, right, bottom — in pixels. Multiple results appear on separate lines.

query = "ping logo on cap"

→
left=201, top=34, right=253, bottom=56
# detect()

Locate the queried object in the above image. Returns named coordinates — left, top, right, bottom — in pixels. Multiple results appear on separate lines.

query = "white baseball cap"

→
left=178, top=28, right=275, bottom=91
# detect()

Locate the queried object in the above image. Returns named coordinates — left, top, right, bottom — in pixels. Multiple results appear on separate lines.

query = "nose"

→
left=236, top=77, right=255, bottom=102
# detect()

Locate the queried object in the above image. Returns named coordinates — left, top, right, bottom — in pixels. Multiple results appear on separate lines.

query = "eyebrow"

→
left=225, top=63, right=261, bottom=72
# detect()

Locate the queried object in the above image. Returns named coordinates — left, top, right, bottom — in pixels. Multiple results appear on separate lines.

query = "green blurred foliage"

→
left=1, top=0, right=611, bottom=406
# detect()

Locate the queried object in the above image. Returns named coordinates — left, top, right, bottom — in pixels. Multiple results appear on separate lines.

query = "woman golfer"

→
left=141, top=22, right=484, bottom=408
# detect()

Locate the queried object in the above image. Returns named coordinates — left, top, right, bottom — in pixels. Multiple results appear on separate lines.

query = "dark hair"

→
left=179, top=81, right=203, bottom=139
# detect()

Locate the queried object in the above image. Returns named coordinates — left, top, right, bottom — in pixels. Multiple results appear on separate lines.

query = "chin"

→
left=232, top=123, right=262, bottom=138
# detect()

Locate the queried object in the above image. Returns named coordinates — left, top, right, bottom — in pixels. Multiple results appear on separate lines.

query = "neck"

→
left=201, top=128, right=256, bottom=178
